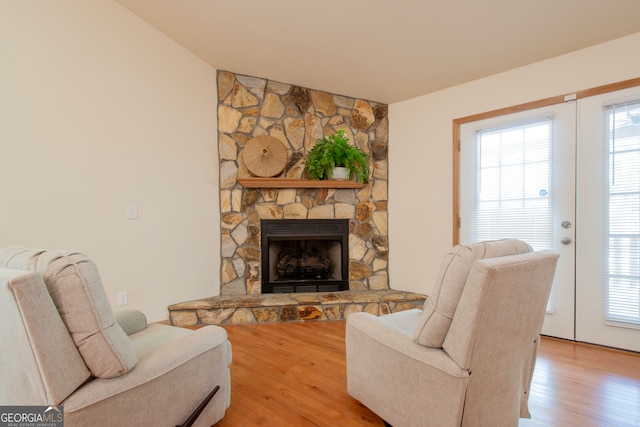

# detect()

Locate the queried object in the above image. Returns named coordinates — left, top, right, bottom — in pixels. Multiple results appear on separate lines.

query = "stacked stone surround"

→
left=216, top=70, right=390, bottom=295
left=167, top=71, right=428, bottom=326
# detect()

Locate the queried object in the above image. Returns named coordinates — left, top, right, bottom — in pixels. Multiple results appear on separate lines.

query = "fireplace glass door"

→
left=261, top=219, right=349, bottom=293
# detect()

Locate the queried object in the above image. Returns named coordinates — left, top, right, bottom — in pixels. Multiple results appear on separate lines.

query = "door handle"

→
left=561, top=237, right=572, bottom=245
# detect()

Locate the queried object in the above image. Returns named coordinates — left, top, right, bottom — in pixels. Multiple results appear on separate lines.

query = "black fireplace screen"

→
left=275, top=241, right=332, bottom=281
left=261, top=219, right=349, bottom=293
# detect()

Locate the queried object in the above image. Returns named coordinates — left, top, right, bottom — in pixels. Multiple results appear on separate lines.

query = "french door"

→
left=459, top=102, right=576, bottom=340
left=459, top=85, right=640, bottom=352
left=576, top=87, right=640, bottom=351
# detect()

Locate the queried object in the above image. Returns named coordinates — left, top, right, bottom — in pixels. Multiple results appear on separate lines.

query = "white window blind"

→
left=605, top=100, right=640, bottom=327
left=475, top=117, right=556, bottom=312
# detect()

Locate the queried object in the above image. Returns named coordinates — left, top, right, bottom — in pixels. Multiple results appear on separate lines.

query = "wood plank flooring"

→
left=212, top=321, right=640, bottom=427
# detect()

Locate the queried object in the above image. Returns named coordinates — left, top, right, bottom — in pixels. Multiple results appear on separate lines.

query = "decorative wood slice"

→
left=242, top=136, right=288, bottom=177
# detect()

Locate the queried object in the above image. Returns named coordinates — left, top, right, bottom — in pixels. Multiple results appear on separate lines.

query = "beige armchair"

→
left=346, top=240, right=559, bottom=427
left=0, top=246, right=231, bottom=427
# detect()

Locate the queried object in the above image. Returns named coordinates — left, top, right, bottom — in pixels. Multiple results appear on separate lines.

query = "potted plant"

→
left=304, top=130, right=371, bottom=183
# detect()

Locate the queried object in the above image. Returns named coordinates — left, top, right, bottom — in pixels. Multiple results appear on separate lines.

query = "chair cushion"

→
left=412, top=239, right=532, bottom=348
left=1, top=268, right=91, bottom=404
left=0, top=247, right=137, bottom=378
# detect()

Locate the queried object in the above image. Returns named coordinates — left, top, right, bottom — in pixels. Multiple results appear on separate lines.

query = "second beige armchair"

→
left=346, top=239, right=559, bottom=427
left=0, top=246, right=231, bottom=427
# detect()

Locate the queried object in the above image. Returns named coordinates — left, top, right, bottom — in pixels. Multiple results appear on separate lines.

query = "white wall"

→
left=3, top=3, right=638, bottom=317
left=0, top=1, right=220, bottom=322
left=389, top=32, right=640, bottom=297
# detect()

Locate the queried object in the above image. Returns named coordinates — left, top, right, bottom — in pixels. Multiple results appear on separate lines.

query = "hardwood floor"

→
left=521, top=337, right=640, bottom=427
left=212, top=321, right=640, bottom=427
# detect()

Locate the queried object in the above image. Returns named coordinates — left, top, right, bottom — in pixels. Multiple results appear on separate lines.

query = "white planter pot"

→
left=331, top=166, right=349, bottom=180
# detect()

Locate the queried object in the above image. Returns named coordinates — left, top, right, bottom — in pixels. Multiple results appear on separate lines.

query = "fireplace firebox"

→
left=261, top=219, right=349, bottom=293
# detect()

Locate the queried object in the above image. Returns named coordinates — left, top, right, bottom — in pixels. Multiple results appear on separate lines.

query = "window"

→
left=474, top=118, right=554, bottom=251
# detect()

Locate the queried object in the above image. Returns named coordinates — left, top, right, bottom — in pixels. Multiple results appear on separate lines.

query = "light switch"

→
left=127, top=204, right=138, bottom=220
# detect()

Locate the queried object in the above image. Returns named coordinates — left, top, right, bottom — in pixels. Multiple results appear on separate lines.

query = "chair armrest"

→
left=114, top=308, right=147, bottom=336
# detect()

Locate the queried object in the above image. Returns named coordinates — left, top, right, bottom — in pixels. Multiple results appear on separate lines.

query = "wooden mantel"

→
left=237, top=178, right=365, bottom=189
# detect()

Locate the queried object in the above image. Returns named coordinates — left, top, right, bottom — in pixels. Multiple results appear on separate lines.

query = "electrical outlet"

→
left=117, top=291, right=128, bottom=306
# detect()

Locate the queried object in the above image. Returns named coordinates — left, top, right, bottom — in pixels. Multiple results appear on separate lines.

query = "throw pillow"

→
left=0, top=247, right=137, bottom=378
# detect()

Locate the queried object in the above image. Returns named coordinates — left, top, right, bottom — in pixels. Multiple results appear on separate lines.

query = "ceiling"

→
left=115, top=0, right=640, bottom=104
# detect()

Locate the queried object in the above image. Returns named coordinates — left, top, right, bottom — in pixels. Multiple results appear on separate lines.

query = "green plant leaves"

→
left=304, top=130, right=371, bottom=183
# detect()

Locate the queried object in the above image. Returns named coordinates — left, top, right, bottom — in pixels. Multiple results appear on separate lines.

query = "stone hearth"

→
left=168, top=290, right=426, bottom=327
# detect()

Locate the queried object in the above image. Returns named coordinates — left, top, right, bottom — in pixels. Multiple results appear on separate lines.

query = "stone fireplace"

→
left=217, top=70, right=390, bottom=296
left=261, top=219, right=349, bottom=293
left=166, top=71, right=429, bottom=326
